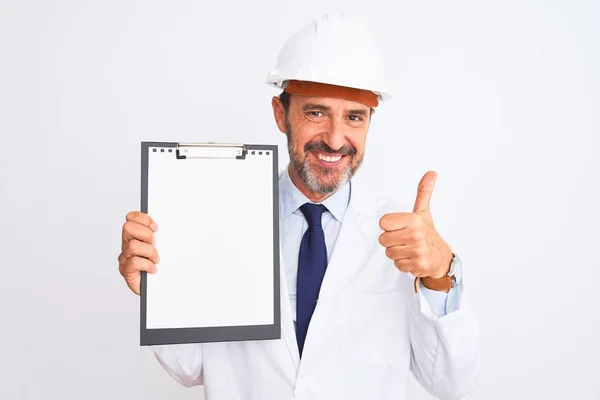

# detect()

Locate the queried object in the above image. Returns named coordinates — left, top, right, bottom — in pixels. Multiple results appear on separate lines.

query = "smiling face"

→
left=272, top=93, right=373, bottom=202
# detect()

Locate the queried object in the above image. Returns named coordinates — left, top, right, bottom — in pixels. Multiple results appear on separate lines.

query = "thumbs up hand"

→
left=379, top=171, right=453, bottom=279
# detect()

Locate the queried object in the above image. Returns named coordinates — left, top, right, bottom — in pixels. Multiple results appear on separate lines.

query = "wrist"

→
left=414, top=251, right=457, bottom=293
left=428, top=249, right=453, bottom=279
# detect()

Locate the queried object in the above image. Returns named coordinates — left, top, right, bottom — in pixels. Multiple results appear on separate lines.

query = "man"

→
left=118, top=13, right=480, bottom=400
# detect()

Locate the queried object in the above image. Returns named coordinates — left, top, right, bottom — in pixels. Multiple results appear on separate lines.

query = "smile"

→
left=313, top=152, right=345, bottom=166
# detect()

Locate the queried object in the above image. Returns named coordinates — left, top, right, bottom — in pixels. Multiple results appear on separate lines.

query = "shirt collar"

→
left=279, top=166, right=350, bottom=222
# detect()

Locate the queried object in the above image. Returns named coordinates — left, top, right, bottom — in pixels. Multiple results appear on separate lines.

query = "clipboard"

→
left=139, top=142, right=280, bottom=346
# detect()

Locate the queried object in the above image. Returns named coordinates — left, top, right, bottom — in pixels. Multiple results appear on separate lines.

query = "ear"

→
left=271, top=97, right=287, bottom=134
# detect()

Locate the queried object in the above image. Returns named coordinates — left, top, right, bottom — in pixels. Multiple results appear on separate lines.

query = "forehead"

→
left=290, top=95, right=370, bottom=112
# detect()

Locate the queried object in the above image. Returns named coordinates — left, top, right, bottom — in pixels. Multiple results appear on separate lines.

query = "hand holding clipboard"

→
left=119, top=211, right=160, bottom=295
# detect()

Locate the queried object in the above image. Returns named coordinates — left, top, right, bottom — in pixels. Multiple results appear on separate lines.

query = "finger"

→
left=120, top=257, right=157, bottom=295
left=394, top=259, right=415, bottom=274
left=122, top=221, right=155, bottom=247
left=379, top=229, right=424, bottom=248
left=121, top=239, right=160, bottom=264
left=413, top=171, right=437, bottom=213
left=120, top=256, right=158, bottom=276
left=385, top=244, right=421, bottom=261
left=379, top=213, right=414, bottom=232
left=126, top=211, right=158, bottom=232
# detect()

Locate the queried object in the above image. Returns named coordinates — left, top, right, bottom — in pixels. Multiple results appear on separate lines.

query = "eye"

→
left=348, top=115, right=363, bottom=122
left=305, top=110, right=326, bottom=122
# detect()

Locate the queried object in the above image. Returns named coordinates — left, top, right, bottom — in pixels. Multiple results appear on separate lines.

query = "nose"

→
left=321, top=118, right=346, bottom=152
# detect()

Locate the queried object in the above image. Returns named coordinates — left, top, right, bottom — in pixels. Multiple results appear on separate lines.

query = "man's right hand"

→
left=118, top=211, right=160, bottom=295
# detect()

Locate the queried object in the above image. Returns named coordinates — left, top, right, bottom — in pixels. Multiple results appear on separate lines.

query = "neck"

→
left=288, top=164, right=333, bottom=203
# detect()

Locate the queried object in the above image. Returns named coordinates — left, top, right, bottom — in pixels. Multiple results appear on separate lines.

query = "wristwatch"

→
left=414, top=253, right=462, bottom=293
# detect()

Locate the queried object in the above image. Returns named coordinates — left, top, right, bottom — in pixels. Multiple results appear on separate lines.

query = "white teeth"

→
left=318, top=154, right=342, bottom=162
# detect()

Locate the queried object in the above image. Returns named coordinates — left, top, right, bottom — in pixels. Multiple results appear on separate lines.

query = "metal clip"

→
left=176, top=143, right=247, bottom=159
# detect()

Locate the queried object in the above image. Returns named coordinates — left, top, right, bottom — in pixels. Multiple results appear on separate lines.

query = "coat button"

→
left=294, top=388, right=303, bottom=397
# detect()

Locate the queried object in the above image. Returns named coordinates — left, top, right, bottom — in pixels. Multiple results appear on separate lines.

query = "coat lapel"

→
left=297, top=180, right=383, bottom=367
left=319, top=179, right=382, bottom=295
left=278, top=248, right=301, bottom=370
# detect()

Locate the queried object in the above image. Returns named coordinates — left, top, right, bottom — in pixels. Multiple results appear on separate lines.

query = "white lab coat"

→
left=151, top=178, right=481, bottom=400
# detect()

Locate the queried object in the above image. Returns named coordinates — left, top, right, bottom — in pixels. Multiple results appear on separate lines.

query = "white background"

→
left=0, top=0, right=598, bottom=399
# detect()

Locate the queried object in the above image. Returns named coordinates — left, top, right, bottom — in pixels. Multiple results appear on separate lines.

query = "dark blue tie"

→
left=296, top=203, right=328, bottom=357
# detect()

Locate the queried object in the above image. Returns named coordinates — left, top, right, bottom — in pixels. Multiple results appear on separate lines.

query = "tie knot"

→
left=300, top=203, right=326, bottom=227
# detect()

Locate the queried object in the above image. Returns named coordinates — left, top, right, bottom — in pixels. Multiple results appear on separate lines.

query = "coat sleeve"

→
left=409, top=278, right=481, bottom=400
left=151, top=343, right=204, bottom=387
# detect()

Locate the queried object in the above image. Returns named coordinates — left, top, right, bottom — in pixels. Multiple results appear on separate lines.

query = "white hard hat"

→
left=265, top=13, right=392, bottom=101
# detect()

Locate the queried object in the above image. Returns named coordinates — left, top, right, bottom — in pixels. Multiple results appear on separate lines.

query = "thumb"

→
left=413, top=171, right=437, bottom=213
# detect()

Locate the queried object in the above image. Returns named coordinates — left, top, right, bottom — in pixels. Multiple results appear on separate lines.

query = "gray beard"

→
left=286, top=131, right=363, bottom=195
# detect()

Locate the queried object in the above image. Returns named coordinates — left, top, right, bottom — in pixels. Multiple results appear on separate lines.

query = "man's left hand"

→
left=379, top=171, right=453, bottom=279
